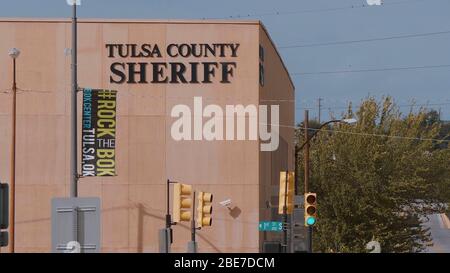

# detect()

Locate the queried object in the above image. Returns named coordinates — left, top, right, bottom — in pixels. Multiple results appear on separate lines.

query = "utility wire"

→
left=279, top=29, right=450, bottom=49
left=292, top=64, right=450, bottom=76
left=265, top=123, right=450, bottom=143
left=296, top=102, right=450, bottom=110
left=204, top=0, right=431, bottom=19
left=268, top=100, right=450, bottom=109
left=309, top=127, right=450, bottom=143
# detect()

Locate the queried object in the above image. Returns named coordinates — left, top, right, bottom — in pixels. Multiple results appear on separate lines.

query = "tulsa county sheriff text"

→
left=174, top=257, right=275, bottom=271
left=106, top=43, right=240, bottom=84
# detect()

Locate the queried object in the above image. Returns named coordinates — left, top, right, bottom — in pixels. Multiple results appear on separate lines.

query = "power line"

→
left=265, top=123, right=450, bottom=143
left=204, top=0, right=431, bottom=19
left=292, top=64, right=450, bottom=76
left=310, top=127, right=450, bottom=143
left=296, top=102, right=450, bottom=110
left=279, top=29, right=450, bottom=49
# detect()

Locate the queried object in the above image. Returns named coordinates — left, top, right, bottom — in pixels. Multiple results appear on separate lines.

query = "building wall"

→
left=258, top=25, right=295, bottom=249
left=0, top=19, right=293, bottom=253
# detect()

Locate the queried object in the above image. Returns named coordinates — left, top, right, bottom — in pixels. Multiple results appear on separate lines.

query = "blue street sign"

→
left=259, top=221, right=283, bottom=232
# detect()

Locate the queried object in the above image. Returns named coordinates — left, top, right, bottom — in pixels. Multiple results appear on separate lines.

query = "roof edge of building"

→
left=258, top=21, right=295, bottom=90
left=0, top=17, right=260, bottom=25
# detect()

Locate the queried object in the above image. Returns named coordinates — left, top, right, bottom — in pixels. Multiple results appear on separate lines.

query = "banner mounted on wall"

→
left=81, top=88, right=117, bottom=177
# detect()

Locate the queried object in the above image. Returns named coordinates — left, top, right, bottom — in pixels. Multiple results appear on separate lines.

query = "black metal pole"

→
left=191, top=192, right=196, bottom=242
left=166, top=179, right=171, bottom=229
left=162, top=179, right=174, bottom=253
left=308, top=226, right=313, bottom=253
left=70, top=2, right=79, bottom=198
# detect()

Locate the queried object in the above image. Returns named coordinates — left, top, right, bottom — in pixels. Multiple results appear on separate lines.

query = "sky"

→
left=1, top=0, right=450, bottom=122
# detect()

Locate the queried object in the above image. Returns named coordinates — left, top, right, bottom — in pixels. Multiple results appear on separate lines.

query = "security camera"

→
left=219, top=199, right=232, bottom=207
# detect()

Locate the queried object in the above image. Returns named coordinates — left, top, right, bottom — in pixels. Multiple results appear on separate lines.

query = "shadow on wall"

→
left=226, top=206, right=242, bottom=219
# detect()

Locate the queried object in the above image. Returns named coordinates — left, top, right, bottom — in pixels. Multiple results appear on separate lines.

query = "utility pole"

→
left=304, top=110, right=312, bottom=253
left=188, top=191, right=198, bottom=253
left=70, top=1, right=79, bottom=198
left=318, top=98, right=323, bottom=123
left=294, top=148, right=299, bottom=195
left=304, top=110, right=310, bottom=194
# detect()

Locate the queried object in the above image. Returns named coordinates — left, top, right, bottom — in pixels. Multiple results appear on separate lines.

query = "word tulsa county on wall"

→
left=106, top=43, right=240, bottom=84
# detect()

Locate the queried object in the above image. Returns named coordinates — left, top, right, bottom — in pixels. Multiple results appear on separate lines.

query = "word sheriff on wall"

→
left=106, top=43, right=240, bottom=84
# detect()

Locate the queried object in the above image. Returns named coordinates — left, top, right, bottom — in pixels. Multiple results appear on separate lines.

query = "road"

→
left=424, top=214, right=450, bottom=253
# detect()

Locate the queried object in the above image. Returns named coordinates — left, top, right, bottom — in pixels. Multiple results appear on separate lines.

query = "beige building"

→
left=0, top=19, right=294, bottom=253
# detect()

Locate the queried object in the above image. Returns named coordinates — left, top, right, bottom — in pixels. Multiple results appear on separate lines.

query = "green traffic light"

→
left=306, top=216, right=316, bottom=226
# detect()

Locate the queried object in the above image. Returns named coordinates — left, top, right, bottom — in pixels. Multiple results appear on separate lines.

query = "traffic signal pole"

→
left=304, top=110, right=313, bottom=253
left=166, top=179, right=171, bottom=230
left=160, top=179, right=175, bottom=253
left=191, top=192, right=197, bottom=242
left=187, top=191, right=198, bottom=253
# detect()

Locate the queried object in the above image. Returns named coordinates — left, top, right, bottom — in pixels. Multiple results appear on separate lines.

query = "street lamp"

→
left=295, top=114, right=358, bottom=191
left=294, top=110, right=357, bottom=253
left=296, top=118, right=357, bottom=152
left=8, top=47, right=20, bottom=253
left=8, top=48, right=20, bottom=60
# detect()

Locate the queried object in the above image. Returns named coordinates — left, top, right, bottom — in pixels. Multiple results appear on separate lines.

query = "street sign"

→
left=51, top=197, right=101, bottom=253
left=259, top=221, right=283, bottom=232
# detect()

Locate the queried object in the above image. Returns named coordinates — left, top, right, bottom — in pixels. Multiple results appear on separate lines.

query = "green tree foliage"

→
left=295, top=97, right=450, bottom=253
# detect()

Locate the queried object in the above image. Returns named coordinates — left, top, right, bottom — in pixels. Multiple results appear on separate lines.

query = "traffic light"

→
left=0, top=183, right=8, bottom=247
left=304, top=193, right=317, bottom=226
left=0, top=183, right=8, bottom=229
left=0, top=231, right=8, bottom=247
left=173, top=183, right=192, bottom=223
left=278, top=172, right=294, bottom=215
left=197, top=191, right=213, bottom=227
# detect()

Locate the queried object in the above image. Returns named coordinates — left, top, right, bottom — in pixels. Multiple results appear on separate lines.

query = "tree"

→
left=295, top=97, right=450, bottom=252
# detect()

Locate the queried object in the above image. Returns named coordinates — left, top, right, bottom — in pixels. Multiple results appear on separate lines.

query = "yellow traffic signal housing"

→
left=278, top=171, right=295, bottom=215
left=173, top=183, right=192, bottom=223
left=304, top=192, right=317, bottom=226
left=197, top=191, right=213, bottom=227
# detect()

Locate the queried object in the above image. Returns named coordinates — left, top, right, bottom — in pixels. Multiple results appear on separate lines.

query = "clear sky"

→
left=1, top=0, right=450, bottom=122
